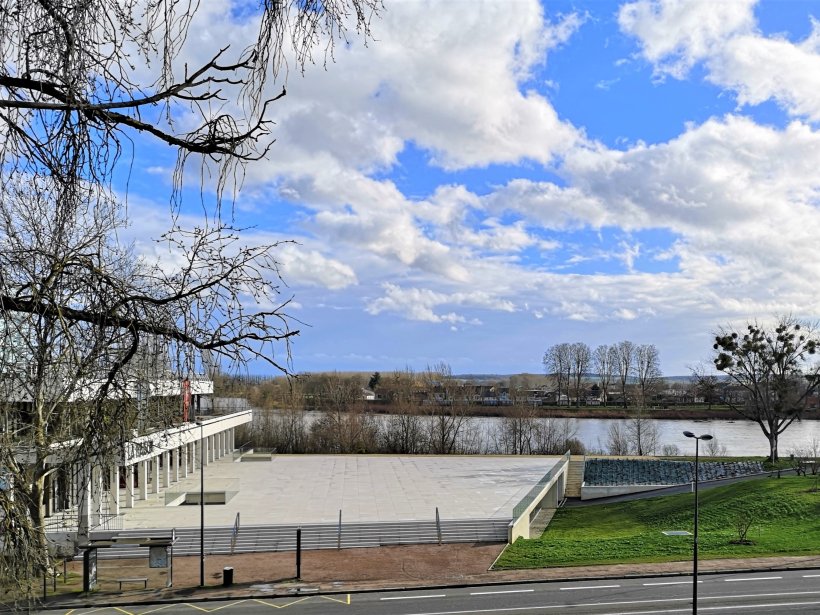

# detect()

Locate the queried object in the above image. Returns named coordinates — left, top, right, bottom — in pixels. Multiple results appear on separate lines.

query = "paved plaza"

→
left=119, top=455, right=558, bottom=529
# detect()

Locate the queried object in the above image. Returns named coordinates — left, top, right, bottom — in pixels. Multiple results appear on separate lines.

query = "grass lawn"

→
left=495, top=475, right=820, bottom=569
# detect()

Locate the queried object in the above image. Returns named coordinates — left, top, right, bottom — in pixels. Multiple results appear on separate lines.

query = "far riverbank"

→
left=361, top=402, right=819, bottom=421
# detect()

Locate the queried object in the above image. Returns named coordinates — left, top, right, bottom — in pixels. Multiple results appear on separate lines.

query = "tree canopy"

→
left=0, top=0, right=381, bottom=602
left=713, top=316, right=820, bottom=461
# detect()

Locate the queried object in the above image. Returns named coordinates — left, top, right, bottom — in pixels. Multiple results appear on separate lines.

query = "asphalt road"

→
left=43, top=569, right=820, bottom=615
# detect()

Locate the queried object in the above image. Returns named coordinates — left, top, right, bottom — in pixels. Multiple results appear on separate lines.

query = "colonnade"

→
left=57, top=426, right=238, bottom=536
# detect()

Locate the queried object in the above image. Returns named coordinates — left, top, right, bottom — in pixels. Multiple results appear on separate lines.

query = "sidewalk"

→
left=42, top=543, right=820, bottom=609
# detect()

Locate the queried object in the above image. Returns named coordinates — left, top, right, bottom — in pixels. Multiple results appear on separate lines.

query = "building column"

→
left=188, top=442, right=196, bottom=472
left=172, top=448, right=180, bottom=483
left=77, top=464, right=92, bottom=538
left=151, top=456, right=160, bottom=494
left=109, top=466, right=120, bottom=515
left=124, top=465, right=134, bottom=508
left=162, top=451, right=171, bottom=488
left=138, top=460, right=148, bottom=500
left=202, top=437, right=209, bottom=466
left=181, top=445, right=189, bottom=479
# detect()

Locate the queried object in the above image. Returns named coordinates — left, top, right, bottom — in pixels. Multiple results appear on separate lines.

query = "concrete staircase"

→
left=564, top=456, right=586, bottom=498
left=92, top=518, right=510, bottom=559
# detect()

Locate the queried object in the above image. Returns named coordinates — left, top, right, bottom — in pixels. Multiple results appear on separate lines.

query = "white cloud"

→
left=618, top=0, right=757, bottom=78
left=619, top=0, right=820, bottom=121
left=366, top=283, right=515, bottom=324
left=277, top=244, right=358, bottom=290
left=709, top=28, right=820, bottom=121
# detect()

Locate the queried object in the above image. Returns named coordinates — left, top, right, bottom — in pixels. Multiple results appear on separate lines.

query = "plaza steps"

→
left=92, top=518, right=510, bottom=559
left=564, top=456, right=585, bottom=498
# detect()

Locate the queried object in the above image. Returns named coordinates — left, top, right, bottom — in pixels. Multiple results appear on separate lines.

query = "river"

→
left=565, top=417, right=820, bottom=457
left=255, top=409, right=820, bottom=457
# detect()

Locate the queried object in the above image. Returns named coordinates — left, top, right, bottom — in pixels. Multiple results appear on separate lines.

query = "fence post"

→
left=337, top=510, right=342, bottom=550
left=295, top=527, right=302, bottom=580
left=435, top=507, right=442, bottom=545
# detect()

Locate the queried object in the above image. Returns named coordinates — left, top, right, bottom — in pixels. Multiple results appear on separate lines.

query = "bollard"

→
left=222, top=567, right=234, bottom=587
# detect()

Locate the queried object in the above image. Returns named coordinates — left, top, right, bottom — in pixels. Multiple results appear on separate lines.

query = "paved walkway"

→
left=41, top=544, right=820, bottom=609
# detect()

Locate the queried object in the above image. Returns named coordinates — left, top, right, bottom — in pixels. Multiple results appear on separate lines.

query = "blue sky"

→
left=124, top=0, right=820, bottom=377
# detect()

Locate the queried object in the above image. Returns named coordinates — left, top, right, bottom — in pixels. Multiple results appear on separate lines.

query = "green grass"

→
left=495, top=476, right=820, bottom=569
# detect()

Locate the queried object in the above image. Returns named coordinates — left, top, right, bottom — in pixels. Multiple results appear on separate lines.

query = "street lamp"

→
left=683, top=430, right=712, bottom=614
left=196, top=419, right=205, bottom=587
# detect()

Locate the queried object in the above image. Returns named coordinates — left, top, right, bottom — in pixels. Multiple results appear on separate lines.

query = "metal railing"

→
left=230, top=512, right=240, bottom=554
left=511, top=450, right=571, bottom=518
left=231, top=441, right=253, bottom=460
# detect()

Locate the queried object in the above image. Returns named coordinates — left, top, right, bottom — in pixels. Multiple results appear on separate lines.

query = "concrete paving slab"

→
left=119, top=455, right=558, bottom=528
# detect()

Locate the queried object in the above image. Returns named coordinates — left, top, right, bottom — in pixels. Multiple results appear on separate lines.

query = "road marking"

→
left=187, top=601, right=249, bottom=612
left=139, top=605, right=179, bottom=615
left=559, top=584, right=620, bottom=591
left=322, top=594, right=351, bottom=604
left=470, top=589, right=534, bottom=596
left=724, top=576, right=782, bottom=582
left=249, top=597, right=311, bottom=609
left=381, top=594, right=447, bottom=601
left=643, top=580, right=699, bottom=586
left=398, top=591, right=820, bottom=615
left=804, top=574, right=820, bottom=578
left=113, top=608, right=134, bottom=615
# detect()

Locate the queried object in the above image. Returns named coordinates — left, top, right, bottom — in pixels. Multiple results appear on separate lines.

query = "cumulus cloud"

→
left=619, top=0, right=820, bottom=121
left=277, top=244, right=358, bottom=290
left=618, top=0, right=756, bottom=78
left=366, top=283, right=515, bottom=324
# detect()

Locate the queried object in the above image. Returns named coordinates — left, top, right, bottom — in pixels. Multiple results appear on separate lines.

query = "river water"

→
left=565, top=417, right=820, bottom=457
left=262, top=410, right=820, bottom=457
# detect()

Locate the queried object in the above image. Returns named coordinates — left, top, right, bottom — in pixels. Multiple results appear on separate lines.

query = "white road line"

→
left=804, top=574, right=820, bottom=578
left=399, top=592, right=820, bottom=615
left=559, top=584, right=621, bottom=591
left=724, top=576, right=782, bottom=582
left=643, top=580, right=699, bottom=586
left=470, top=590, right=534, bottom=596
left=381, top=594, right=447, bottom=601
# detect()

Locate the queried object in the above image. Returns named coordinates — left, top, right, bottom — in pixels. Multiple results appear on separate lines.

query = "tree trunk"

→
left=764, top=421, right=779, bottom=462
left=26, top=473, right=51, bottom=574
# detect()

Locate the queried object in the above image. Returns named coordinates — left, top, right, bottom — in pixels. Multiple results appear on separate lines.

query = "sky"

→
left=123, top=0, right=820, bottom=377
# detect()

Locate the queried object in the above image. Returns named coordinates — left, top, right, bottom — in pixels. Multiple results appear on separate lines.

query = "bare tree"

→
left=570, top=342, right=591, bottom=407
left=421, top=362, right=473, bottom=454
left=494, top=405, right=537, bottom=454
left=614, top=340, right=635, bottom=409
left=634, top=344, right=662, bottom=407
left=531, top=416, right=581, bottom=455
left=688, top=362, right=722, bottom=410
left=703, top=437, right=727, bottom=457
left=0, top=0, right=381, bottom=600
left=543, top=343, right=572, bottom=405
left=624, top=408, right=659, bottom=456
left=606, top=422, right=631, bottom=456
left=380, top=368, right=428, bottom=454
left=593, top=344, right=616, bottom=406
left=713, top=316, right=820, bottom=461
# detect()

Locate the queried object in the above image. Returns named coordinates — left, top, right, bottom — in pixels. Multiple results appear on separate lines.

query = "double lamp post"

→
left=683, top=430, right=712, bottom=615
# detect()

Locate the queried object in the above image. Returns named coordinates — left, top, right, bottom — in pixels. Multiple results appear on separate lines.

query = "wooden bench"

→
left=116, top=577, right=148, bottom=590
